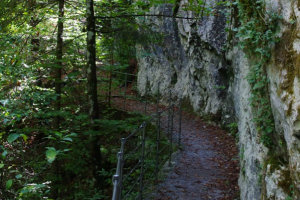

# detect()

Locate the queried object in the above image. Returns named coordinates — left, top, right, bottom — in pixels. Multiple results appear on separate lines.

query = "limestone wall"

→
left=136, top=1, right=300, bottom=199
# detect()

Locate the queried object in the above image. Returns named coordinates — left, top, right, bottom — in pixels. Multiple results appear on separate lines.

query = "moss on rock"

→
left=274, top=13, right=300, bottom=117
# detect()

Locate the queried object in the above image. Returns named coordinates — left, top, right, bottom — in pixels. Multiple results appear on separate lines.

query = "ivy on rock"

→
left=233, top=0, right=281, bottom=148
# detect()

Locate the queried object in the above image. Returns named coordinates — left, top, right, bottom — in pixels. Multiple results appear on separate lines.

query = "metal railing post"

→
left=108, top=67, right=112, bottom=106
left=155, top=83, right=160, bottom=188
left=168, top=91, right=172, bottom=166
left=135, top=75, right=138, bottom=99
left=123, top=74, right=128, bottom=110
left=112, top=138, right=125, bottom=200
left=119, top=138, right=126, bottom=199
left=139, top=123, right=146, bottom=200
left=169, top=103, right=174, bottom=166
left=119, top=70, right=122, bottom=99
left=144, top=78, right=148, bottom=114
left=178, top=98, right=182, bottom=147
left=112, top=174, right=120, bottom=200
left=106, top=72, right=110, bottom=103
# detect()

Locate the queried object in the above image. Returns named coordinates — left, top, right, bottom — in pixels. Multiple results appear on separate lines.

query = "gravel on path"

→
left=111, top=96, right=239, bottom=200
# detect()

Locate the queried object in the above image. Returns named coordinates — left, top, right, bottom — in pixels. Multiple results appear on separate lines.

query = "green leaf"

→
left=1, top=150, right=8, bottom=158
left=266, top=127, right=273, bottom=134
left=46, top=147, right=58, bottom=163
left=0, top=163, right=4, bottom=168
left=0, top=132, right=4, bottom=139
left=6, top=179, right=13, bottom=189
left=54, top=131, right=62, bottom=138
left=7, top=133, right=20, bottom=143
left=0, top=99, right=9, bottom=106
left=20, top=134, right=28, bottom=142
left=62, top=137, right=72, bottom=142
left=15, top=174, right=22, bottom=179
left=63, top=149, right=70, bottom=152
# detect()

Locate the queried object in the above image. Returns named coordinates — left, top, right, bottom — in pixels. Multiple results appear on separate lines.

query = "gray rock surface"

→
left=136, top=0, right=300, bottom=199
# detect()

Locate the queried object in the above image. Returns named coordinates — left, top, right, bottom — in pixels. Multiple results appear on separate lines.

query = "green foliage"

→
left=181, top=0, right=226, bottom=17
left=226, top=122, right=239, bottom=141
left=233, top=0, right=281, bottom=148
left=183, top=0, right=206, bottom=15
left=0, top=2, right=90, bottom=198
left=285, top=184, right=295, bottom=200
left=0, top=0, right=180, bottom=199
left=45, top=147, right=59, bottom=163
left=96, top=0, right=161, bottom=73
left=6, top=179, right=13, bottom=190
left=18, top=182, right=51, bottom=199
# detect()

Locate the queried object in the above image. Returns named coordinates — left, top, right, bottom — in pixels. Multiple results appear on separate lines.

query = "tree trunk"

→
left=53, top=1, right=65, bottom=198
left=55, top=0, right=64, bottom=128
left=86, top=0, right=99, bottom=121
left=86, top=0, right=102, bottom=187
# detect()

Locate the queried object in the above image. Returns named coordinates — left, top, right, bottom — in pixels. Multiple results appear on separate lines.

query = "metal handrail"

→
left=110, top=71, right=182, bottom=200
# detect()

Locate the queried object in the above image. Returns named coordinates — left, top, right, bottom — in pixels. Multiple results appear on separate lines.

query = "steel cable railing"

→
left=98, top=69, right=182, bottom=200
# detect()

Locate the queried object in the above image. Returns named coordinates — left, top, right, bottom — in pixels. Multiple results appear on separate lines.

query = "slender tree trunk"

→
left=55, top=0, right=64, bottom=128
left=53, top=1, right=65, bottom=198
left=86, top=0, right=102, bottom=187
left=86, top=0, right=99, bottom=121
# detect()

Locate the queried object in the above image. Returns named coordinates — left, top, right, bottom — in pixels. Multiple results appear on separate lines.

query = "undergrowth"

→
left=0, top=79, right=171, bottom=199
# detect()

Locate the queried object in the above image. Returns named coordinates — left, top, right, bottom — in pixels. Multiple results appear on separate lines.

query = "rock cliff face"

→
left=136, top=0, right=300, bottom=199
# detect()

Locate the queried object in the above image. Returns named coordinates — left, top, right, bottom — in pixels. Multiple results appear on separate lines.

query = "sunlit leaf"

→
left=62, top=137, right=72, bottom=142
left=46, top=147, right=58, bottom=163
left=20, top=134, right=28, bottom=142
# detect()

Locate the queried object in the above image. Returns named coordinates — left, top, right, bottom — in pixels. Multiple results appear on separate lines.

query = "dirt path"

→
left=111, top=97, right=239, bottom=200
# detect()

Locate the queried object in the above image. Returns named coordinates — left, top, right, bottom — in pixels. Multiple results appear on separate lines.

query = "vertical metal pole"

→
left=144, top=78, right=148, bottom=114
left=108, top=68, right=112, bottom=106
left=167, top=103, right=170, bottom=138
left=119, top=138, right=125, bottom=200
left=98, top=78, right=102, bottom=102
left=135, top=75, right=138, bottom=100
left=124, top=74, right=127, bottom=110
left=112, top=138, right=125, bottom=200
left=106, top=72, right=110, bottom=103
left=112, top=174, right=119, bottom=200
left=156, top=82, right=160, bottom=111
left=169, top=103, right=174, bottom=166
left=155, top=83, right=160, bottom=189
left=167, top=91, right=171, bottom=166
left=119, top=70, right=122, bottom=99
left=139, top=123, right=146, bottom=200
left=178, top=98, right=182, bottom=147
